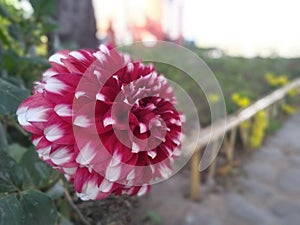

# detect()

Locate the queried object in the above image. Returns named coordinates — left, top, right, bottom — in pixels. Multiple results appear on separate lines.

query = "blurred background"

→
left=0, top=0, right=300, bottom=225
left=93, top=0, right=300, bottom=58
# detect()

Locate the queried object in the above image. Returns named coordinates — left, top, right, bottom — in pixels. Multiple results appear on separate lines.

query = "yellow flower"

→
left=265, top=72, right=289, bottom=87
left=277, top=75, right=289, bottom=85
left=250, top=110, right=268, bottom=148
left=231, top=93, right=251, bottom=108
left=281, top=104, right=297, bottom=115
left=231, top=93, right=240, bottom=102
left=265, top=72, right=277, bottom=86
left=241, top=121, right=250, bottom=129
left=238, top=98, right=250, bottom=108
left=288, top=88, right=300, bottom=97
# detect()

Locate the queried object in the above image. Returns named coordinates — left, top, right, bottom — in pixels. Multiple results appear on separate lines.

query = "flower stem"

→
left=60, top=180, right=92, bottom=225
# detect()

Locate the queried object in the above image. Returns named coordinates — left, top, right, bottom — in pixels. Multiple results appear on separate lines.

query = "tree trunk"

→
left=55, top=0, right=98, bottom=48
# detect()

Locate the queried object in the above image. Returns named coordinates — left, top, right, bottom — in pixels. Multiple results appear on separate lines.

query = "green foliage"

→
left=0, top=122, right=8, bottom=150
left=0, top=195, right=25, bottom=225
left=30, top=0, right=57, bottom=18
left=0, top=1, right=65, bottom=225
left=267, top=119, right=282, bottom=134
left=7, top=143, right=27, bottom=162
left=0, top=189, right=58, bottom=225
left=146, top=211, right=162, bottom=224
left=0, top=151, right=23, bottom=192
left=0, top=0, right=54, bottom=87
left=0, top=77, right=29, bottom=115
left=20, top=148, right=59, bottom=190
left=20, top=190, right=58, bottom=225
left=0, top=148, right=60, bottom=223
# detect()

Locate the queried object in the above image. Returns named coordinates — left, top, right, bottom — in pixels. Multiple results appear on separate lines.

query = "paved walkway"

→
left=139, top=113, right=300, bottom=225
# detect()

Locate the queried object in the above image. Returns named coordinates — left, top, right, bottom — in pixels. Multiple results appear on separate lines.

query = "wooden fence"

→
left=189, top=78, right=300, bottom=200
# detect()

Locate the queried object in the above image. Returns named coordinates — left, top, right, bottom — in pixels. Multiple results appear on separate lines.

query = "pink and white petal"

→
left=105, top=164, right=121, bottom=182
left=67, top=50, right=96, bottom=73
left=99, top=178, right=114, bottom=193
left=69, top=50, right=89, bottom=62
left=49, top=50, right=70, bottom=66
left=73, top=76, right=101, bottom=101
left=105, top=151, right=134, bottom=181
left=44, top=77, right=69, bottom=95
left=25, top=96, right=54, bottom=130
left=34, top=136, right=52, bottom=160
left=89, top=150, right=111, bottom=173
left=50, top=146, right=73, bottom=165
left=158, top=162, right=172, bottom=179
left=42, top=68, right=59, bottom=81
left=75, top=172, right=111, bottom=200
left=44, top=73, right=81, bottom=95
left=115, top=145, right=136, bottom=164
left=72, top=102, right=99, bottom=129
left=17, top=95, right=47, bottom=133
left=17, top=105, right=32, bottom=128
left=123, top=185, right=149, bottom=196
left=63, top=167, right=77, bottom=176
left=32, top=134, right=43, bottom=147
left=74, top=168, right=91, bottom=193
left=76, top=141, right=98, bottom=167
left=54, top=104, right=72, bottom=117
left=37, top=146, right=52, bottom=161
left=44, top=124, right=64, bottom=142
left=26, top=106, right=53, bottom=123
left=73, top=115, right=92, bottom=128
left=76, top=180, right=100, bottom=201
left=61, top=58, right=83, bottom=74
left=94, top=191, right=112, bottom=200
left=44, top=114, right=74, bottom=144
left=136, top=184, right=149, bottom=196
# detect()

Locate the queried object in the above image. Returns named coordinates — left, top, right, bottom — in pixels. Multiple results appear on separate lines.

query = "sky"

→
left=183, top=0, right=300, bottom=57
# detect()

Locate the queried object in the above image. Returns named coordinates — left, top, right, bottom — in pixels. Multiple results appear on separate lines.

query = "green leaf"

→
left=46, top=181, right=64, bottom=200
left=59, top=217, right=74, bottom=225
left=29, top=0, right=57, bottom=17
left=41, top=16, right=58, bottom=33
left=0, top=77, right=30, bottom=116
left=20, top=148, right=55, bottom=189
left=20, top=55, right=49, bottom=67
left=20, top=190, right=58, bottom=225
left=0, top=121, right=8, bottom=151
left=0, top=4, right=13, bottom=21
left=0, top=28, right=11, bottom=47
left=10, top=163, right=23, bottom=189
left=8, top=24, right=22, bottom=42
left=7, top=144, right=27, bottom=162
left=1, top=76, right=26, bottom=89
left=0, top=195, right=25, bottom=225
left=146, top=211, right=162, bottom=224
left=58, top=199, right=70, bottom=219
left=0, top=152, right=23, bottom=192
left=2, top=50, right=19, bottom=73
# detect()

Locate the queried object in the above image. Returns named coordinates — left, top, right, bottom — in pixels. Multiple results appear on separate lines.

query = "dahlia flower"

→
left=17, top=45, right=183, bottom=200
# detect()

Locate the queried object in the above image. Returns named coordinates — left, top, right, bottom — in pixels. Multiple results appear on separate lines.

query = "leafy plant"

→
left=0, top=0, right=55, bottom=86
left=249, top=110, right=268, bottom=148
left=266, top=119, right=282, bottom=134
left=0, top=1, right=72, bottom=225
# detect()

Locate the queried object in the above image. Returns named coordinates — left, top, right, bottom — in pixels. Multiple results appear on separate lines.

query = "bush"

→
left=0, top=1, right=69, bottom=225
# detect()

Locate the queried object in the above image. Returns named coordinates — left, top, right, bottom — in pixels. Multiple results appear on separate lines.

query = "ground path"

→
left=138, top=113, right=300, bottom=225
